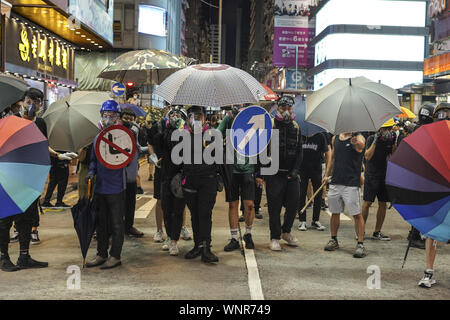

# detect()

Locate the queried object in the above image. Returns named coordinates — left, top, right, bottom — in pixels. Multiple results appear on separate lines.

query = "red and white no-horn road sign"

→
left=95, top=125, right=137, bottom=170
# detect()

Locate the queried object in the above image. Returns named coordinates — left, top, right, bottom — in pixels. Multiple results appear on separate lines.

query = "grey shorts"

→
left=328, top=184, right=361, bottom=216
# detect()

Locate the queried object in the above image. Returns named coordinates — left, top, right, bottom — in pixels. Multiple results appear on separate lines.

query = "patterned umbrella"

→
left=154, top=63, right=267, bottom=108
left=98, top=49, right=189, bottom=85
left=386, top=120, right=450, bottom=243
left=0, top=116, right=50, bottom=218
left=0, top=74, right=29, bottom=113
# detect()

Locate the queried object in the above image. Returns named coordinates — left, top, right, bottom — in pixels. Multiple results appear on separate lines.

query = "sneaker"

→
left=162, top=238, right=171, bottom=251
left=10, top=228, right=19, bottom=243
left=324, top=239, right=339, bottom=251
left=270, top=239, right=282, bottom=251
left=41, top=201, right=54, bottom=208
left=16, top=254, right=48, bottom=269
left=54, top=202, right=70, bottom=208
left=311, top=221, right=326, bottom=231
left=418, top=270, right=436, bottom=288
left=255, top=208, right=263, bottom=219
left=371, top=231, right=391, bottom=241
left=243, top=233, right=255, bottom=249
left=298, top=222, right=307, bottom=231
left=0, top=256, right=20, bottom=272
left=169, top=242, right=179, bottom=256
left=31, top=230, right=40, bottom=245
left=281, top=232, right=298, bottom=247
left=224, top=238, right=240, bottom=252
left=136, top=187, right=144, bottom=194
left=153, top=230, right=164, bottom=243
left=410, top=239, right=426, bottom=249
left=238, top=214, right=245, bottom=222
left=321, top=198, right=328, bottom=210
left=126, top=226, right=144, bottom=238
left=181, top=226, right=192, bottom=240
left=353, top=243, right=367, bottom=258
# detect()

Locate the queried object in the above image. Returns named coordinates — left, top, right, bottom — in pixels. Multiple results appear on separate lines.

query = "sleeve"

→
left=293, top=127, right=303, bottom=171
left=320, top=133, right=329, bottom=153
left=217, top=114, right=229, bottom=135
left=88, top=137, right=97, bottom=176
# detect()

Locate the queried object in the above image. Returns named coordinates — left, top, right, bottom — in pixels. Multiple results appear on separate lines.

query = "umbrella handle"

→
left=87, top=179, right=92, bottom=200
left=82, top=258, right=86, bottom=269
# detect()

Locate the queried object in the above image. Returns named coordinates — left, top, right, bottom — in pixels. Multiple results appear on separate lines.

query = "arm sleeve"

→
left=366, top=135, right=374, bottom=149
left=88, top=138, right=97, bottom=175
left=293, top=128, right=303, bottom=171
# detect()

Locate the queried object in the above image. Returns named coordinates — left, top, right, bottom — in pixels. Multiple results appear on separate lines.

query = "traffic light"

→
left=125, top=81, right=138, bottom=100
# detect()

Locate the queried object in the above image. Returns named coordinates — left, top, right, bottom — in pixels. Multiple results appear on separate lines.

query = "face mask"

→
left=27, top=104, right=37, bottom=118
left=102, top=116, right=116, bottom=128
left=122, top=121, right=132, bottom=129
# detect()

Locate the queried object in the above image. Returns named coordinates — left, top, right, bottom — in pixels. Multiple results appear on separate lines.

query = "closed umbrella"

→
left=306, top=77, right=402, bottom=134
left=154, top=63, right=267, bottom=108
left=43, top=91, right=110, bottom=152
left=0, top=74, right=29, bottom=113
left=0, top=116, right=50, bottom=218
left=98, top=49, right=188, bottom=85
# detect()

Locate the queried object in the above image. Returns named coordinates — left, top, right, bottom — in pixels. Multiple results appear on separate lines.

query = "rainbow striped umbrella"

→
left=0, top=116, right=50, bottom=218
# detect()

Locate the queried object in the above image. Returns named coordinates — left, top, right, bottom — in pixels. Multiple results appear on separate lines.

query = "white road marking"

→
left=135, top=198, right=157, bottom=219
left=325, top=209, right=351, bottom=221
left=243, top=246, right=265, bottom=300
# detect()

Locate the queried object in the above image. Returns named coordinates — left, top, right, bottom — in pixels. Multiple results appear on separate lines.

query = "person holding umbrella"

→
left=361, top=119, right=397, bottom=241
left=85, top=100, right=128, bottom=269
left=323, top=132, right=367, bottom=258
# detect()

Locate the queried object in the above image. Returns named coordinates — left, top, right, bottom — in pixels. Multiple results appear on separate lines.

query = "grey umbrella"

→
left=0, top=74, right=29, bottom=112
left=306, top=77, right=402, bottom=134
left=43, top=91, right=111, bottom=152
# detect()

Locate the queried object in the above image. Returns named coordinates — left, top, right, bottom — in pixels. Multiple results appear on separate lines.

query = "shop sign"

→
left=424, top=52, right=450, bottom=76
left=429, top=0, right=447, bottom=19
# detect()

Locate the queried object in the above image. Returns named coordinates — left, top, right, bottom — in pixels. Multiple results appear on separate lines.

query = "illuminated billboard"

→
left=138, top=5, right=167, bottom=37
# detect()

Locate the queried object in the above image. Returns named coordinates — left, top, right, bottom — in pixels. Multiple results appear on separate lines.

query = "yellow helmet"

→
left=381, top=118, right=395, bottom=128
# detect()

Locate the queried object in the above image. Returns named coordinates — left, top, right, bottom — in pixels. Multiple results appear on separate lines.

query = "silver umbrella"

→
left=306, top=77, right=402, bottom=134
left=0, top=74, right=29, bottom=112
left=154, top=63, right=267, bottom=108
left=43, top=91, right=111, bottom=152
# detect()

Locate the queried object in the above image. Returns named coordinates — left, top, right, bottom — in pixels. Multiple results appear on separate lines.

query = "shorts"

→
left=328, top=184, right=361, bottom=216
left=226, top=173, right=255, bottom=203
left=363, top=175, right=389, bottom=203
left=153, top=167, right=161, bottom=200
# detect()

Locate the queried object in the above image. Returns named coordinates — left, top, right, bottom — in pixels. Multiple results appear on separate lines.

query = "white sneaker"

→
left=311, top=221, right=326, bottom=231
left=153, top=230, right=164, bottom=243
left=419, top=270, right=436, bottom=288
left=162, top=238, right=171, bottom=251
left=281, top=232, right=298, bottom=247
left=270, top=239, right=282, bottom=251
left=298, top=222, right=307, bottom=231
left=169, top=242, right=179, bottom=256
left=181, top=226, right=192, bottom=240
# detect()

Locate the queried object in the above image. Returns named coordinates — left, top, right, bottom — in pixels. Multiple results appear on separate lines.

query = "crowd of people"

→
left=0, top=89, right=448, bottom=289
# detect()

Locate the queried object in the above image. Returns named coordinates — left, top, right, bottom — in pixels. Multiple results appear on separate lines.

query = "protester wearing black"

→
left=298, top=132, right=329, bottom=231
left=182, top=106, right=219, bottom=263
left=264, top=96, right=303, bottom=251
left=42, top=152, right=71, bottom=208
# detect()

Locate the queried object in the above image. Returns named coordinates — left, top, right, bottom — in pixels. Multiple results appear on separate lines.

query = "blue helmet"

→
left=100, top=100, right=119, bottom=114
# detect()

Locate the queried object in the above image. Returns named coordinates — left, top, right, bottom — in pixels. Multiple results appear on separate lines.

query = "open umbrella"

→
left=386, top=120, right=450, bottom=244
left=0, top=116, right=50, bottom=218
left=98, top=49, right=188, bottom=85
left=119, top=103, right=147, bottom=117
left=261, top=83, right=278, bottom=101
left=306, top=77, right=402, bottom=134
left=397, top=107, right=416, bottom=119
left=293, top=95, right=326, bottom=137
left=43, top=91, right=110, bottom=152
left=0, top=74, right=29, bottom=113
left=154, top=63, right=267, bottom=108
left=71, top=180, right=96, bottom=268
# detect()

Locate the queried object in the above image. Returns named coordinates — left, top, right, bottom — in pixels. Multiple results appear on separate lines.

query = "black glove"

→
left=287, top=169, right=299, bottom=180
left=85, top=174, right=94, bottom=184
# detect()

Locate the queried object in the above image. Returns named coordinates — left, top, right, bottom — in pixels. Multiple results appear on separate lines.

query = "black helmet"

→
left=278, top=95, right=295, bottom=107
left=433, top=102, right=450, bottom=122
left=418, top=103, right=435, bottom=125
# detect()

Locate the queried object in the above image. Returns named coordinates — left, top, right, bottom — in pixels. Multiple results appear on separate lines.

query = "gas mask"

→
left=102, top=114, right=118, bottom=128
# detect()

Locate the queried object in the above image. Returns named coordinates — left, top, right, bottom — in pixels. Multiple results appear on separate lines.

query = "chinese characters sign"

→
left=273, top=0, right=315, bottom=68
left=6, top=17, right=74, bottom=81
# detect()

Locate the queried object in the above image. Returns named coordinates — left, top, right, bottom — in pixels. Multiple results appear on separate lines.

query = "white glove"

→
left=58, top=153, right=72, bottom=161
left=148, top=153, right=159, bottom=166
left=65, top=152, right=78, bottom=159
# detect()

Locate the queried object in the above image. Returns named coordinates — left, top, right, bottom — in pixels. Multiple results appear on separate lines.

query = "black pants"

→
left=124, top=182, right=137, bottom=231
left=182, top=175, right=217, bottom=246
left=0, top=199, right=37, bottom=256
left=44, top=165, right=69, bottom=203
left=161, top=180, right=186, bottom=241
left=95, top=192, right=126, bottom=260
left=298, top=170, right=323, bottom=222
left=265, top=173, right=299, bottom=240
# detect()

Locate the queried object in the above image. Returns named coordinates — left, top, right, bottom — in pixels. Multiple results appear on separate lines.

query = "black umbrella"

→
left=71, top=179, right=96, bottom=268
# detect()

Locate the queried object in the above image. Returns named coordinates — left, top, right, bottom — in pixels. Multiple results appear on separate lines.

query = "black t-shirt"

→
left=34, top=117, right=48, bottom=138
left=365, top=134, right=395, bottom=177
left=331, top=136, right=364, bottom=187
left=300, top=133, right=329, bottom=173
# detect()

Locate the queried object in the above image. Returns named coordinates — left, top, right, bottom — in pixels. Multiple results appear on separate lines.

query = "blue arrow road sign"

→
left=231, top=105, right=272, bottom=157
left=112, top=83, right=126, bottom=96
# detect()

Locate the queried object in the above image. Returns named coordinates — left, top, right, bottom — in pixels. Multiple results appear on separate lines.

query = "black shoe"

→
left=54, top=202, right=70, bottom=208
left=224, top=238, right=240, bottom=252
left=16, top=255, right=48, bottom=269
left=238, top=214, right=245, bottom=222
left=126, top=226, right=144, bottom=238
left=321, top=199, right=328, bottom=210
left=201, top=242, right=218, bottom=263
left=410, top=239, right=426, bottom=249
left=243, top=233, right=255, bottom=249
left=185, top=245, right=202, bottom=259
left=136, top=187, right=144, bottom=194
left=255, top=208, right=263, bottom=219
left=1, top=256, right=20, bottom=272
left=41, top=201, right=53, bottom=208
